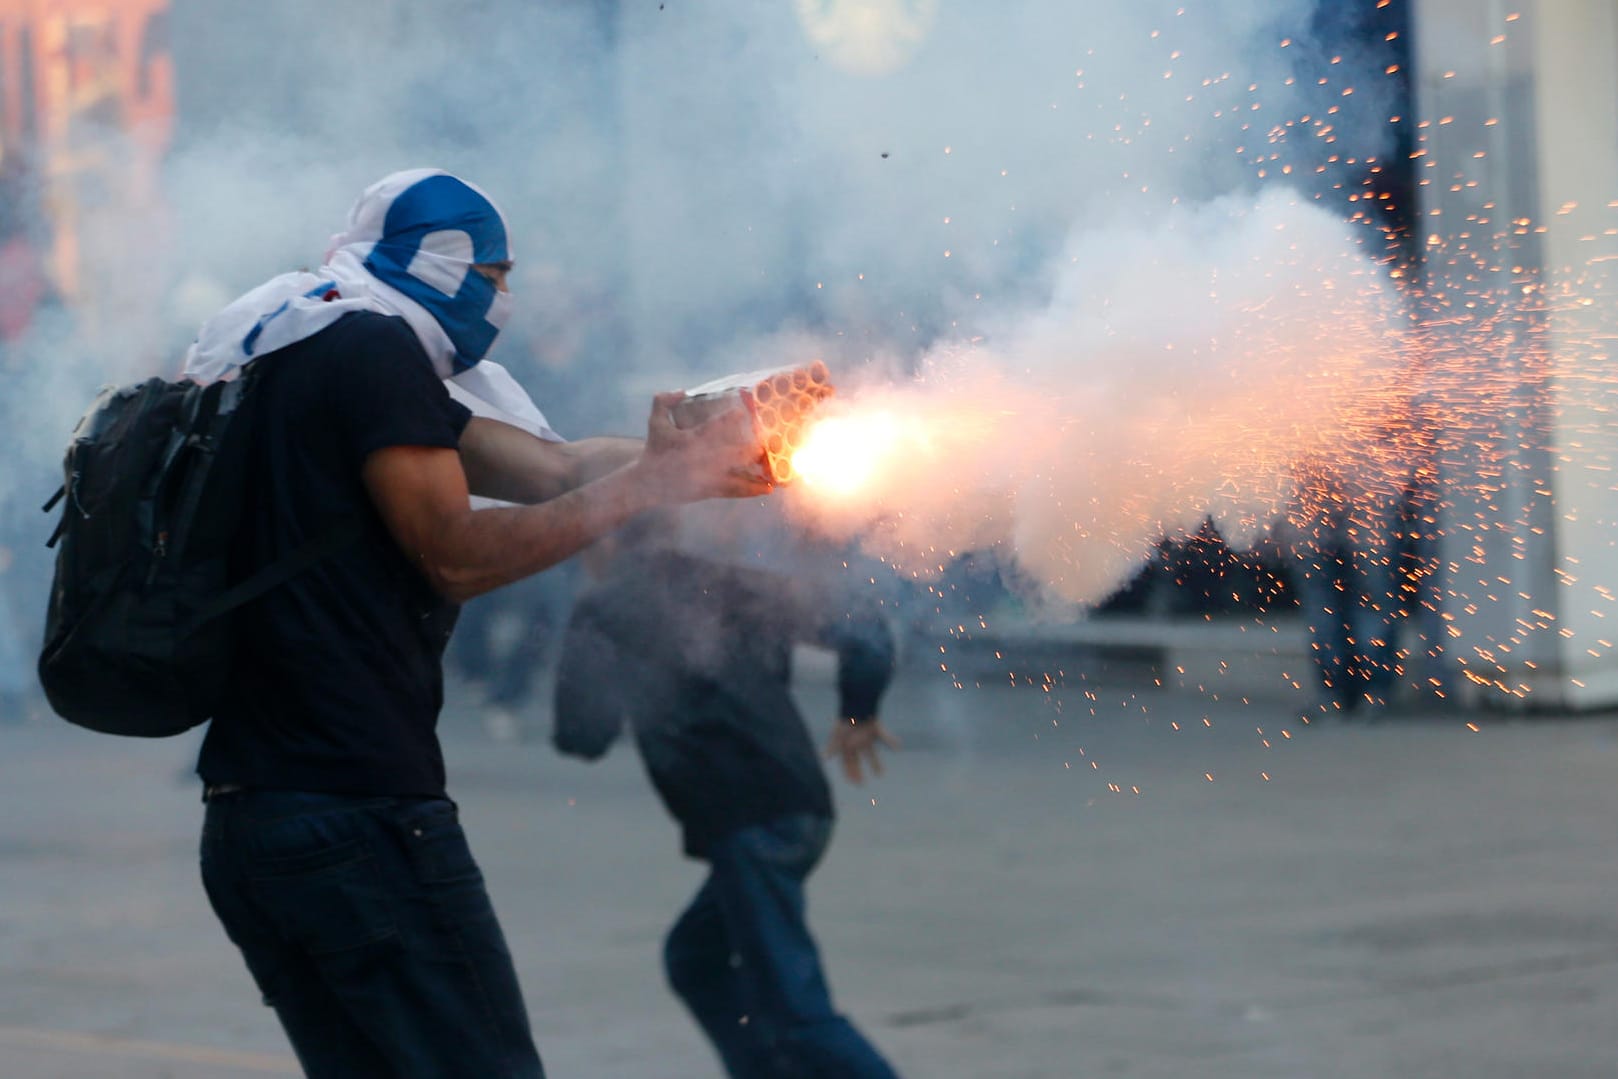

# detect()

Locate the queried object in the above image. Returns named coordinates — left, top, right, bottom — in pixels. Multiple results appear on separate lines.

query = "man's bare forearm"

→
left=431, top=462, right=666, bottom=602
left=567, top=437, right=645, bottom=485
left=460, top=418, right=643, bottom=505
left=394, top=392, right=771, bottom=602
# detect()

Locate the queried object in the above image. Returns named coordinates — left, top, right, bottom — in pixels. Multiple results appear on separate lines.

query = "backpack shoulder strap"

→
left=182, top=517, right=364, bottom=633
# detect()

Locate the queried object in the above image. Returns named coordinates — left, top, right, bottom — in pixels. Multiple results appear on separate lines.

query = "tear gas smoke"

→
left=783, top=188, right=1408, bottom=607
left=0, top=0, right=1411, bottom=635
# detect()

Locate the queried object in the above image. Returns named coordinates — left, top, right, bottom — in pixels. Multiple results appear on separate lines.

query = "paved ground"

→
left=5, top=631, right=1618, bottom=1077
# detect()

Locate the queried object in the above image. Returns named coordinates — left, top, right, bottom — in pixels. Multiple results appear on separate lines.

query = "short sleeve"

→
left=323, top=314, right=473, bottom=467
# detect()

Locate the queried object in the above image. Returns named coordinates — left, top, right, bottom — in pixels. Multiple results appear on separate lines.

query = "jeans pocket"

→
left=249, top=837, right=400, bottom=957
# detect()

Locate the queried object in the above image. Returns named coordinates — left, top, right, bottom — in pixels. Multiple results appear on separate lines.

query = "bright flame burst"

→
left=792, top=409, right=924, bottom=495
left=783, top=409, right=944, bottom=498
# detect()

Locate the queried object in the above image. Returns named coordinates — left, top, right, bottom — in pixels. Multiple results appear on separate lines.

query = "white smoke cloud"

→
left=782, top=187, right=1406, bottom=606
left=1, top=0, right=1410, bottom=630
left=613, top=0, right=1399, bottom=363
left=610, top=1, right=1410, bottom=604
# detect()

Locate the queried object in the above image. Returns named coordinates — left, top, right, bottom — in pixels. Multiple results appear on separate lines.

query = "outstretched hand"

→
left=640, top=391, right=773, bottom=502
left=824, top=717, right=901, bottom=785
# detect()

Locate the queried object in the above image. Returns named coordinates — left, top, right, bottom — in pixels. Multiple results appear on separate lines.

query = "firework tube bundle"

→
left=672, top=360, right=835, bottom=484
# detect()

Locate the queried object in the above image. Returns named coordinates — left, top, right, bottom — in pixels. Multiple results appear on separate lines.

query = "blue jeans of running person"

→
left=664, top=814, right=899, bottom=1079
left=200, top=790, right=544, bottom=1079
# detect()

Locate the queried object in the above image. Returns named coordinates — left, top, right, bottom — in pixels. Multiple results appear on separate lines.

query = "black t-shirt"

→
left=553, top=550, right=896, bottom=857
left=198, top=311, right=472, bottom=796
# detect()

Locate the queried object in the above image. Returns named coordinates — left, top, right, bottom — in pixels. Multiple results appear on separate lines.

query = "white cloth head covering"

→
left=181, top=168, right=560, bottom=442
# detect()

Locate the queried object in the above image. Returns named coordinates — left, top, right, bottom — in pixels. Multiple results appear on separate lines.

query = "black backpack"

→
left=38, top=365, right=355, bottom=736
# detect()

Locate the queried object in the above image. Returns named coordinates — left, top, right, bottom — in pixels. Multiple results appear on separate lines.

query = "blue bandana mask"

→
left=185, top=169, right=522, bottom=388
left=350, top=170, right=513, bottom=370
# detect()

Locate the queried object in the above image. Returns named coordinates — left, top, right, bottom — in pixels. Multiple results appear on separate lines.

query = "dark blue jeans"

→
left=200, top=790, right=544, bottom=1078
left=664, top=815, right=899, bottom=1079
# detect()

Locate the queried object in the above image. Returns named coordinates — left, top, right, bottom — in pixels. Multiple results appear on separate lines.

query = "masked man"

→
left=191, top=169, right=769, bottom=1078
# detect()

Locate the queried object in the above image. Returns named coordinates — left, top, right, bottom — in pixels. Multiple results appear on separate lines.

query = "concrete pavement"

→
left=4, top=634, right=1618, bottom=1077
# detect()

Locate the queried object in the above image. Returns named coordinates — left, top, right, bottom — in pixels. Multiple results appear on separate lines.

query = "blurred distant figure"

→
left=445, top=319, right=587, bottom=740
left=449, top=559, right=579, bottom=739
left=553, top=505, right=903, bottom=1079
left=1384, top=393, right=1451, bottom=706
left=1285, top=458, right=1399, bottom=718
left=1284, top=396, right=1449, bottom=719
